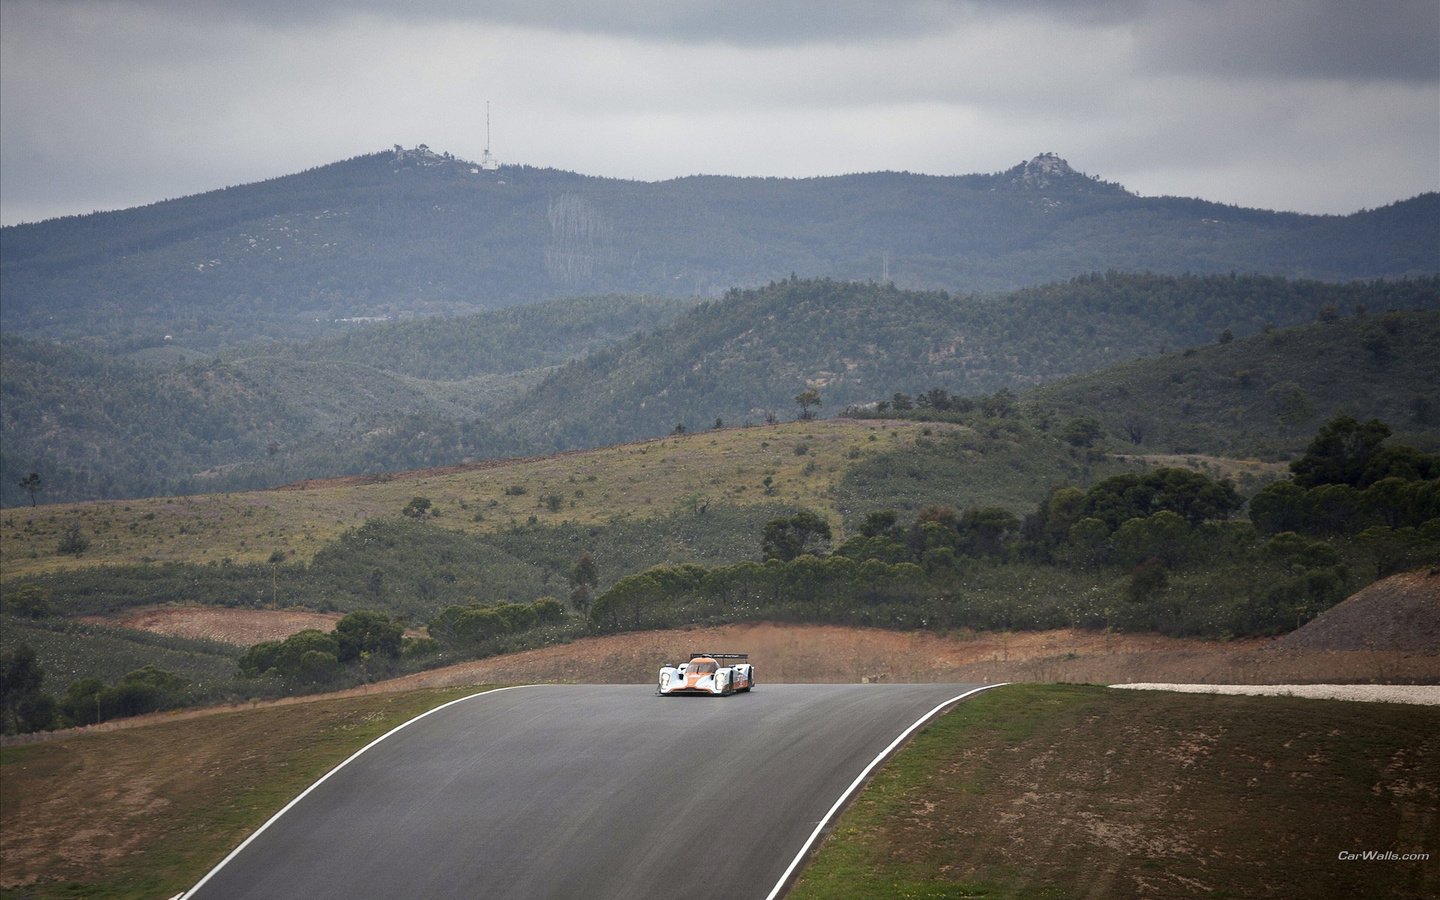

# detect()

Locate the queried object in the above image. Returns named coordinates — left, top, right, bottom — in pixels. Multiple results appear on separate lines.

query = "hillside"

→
left=1025, top=308, right=1440, bottom=457
left=0, top=418, right=1092, bottom=582
left=507, top=275, right=1440, bottom=450
left=4, top=274, right=1436, bottom=506
left=4, top=402, right=1436, bottom=727
left=3, top=148, right=1435, bottom=350
left=0, top=294, right=690, bottom=505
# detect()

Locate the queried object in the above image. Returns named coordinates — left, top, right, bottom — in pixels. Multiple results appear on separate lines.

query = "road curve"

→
left=185, top=683, right=993, bottom=900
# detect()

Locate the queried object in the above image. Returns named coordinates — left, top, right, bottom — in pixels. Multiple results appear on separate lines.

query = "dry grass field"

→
left=0, top=419, right=934, bottom=579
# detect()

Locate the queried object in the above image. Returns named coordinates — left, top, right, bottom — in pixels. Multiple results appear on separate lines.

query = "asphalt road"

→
left=185, top=682, right=992, bottom=900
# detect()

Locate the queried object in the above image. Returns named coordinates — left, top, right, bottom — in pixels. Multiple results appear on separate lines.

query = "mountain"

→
left=3, top=148, right=1436, bottom=350
left=4, top=273, right=1436, bottom=505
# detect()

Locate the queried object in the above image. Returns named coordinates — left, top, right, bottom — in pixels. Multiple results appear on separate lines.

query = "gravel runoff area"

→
left=1110, top=683, right=1440, bottom=705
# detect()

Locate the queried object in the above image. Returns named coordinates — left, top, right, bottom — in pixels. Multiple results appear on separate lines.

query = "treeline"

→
left=238, top=610, right=410, bottom=685
left=1, top=644, right=196, bottom=734
left=585, top=416, right=1438, bottom=640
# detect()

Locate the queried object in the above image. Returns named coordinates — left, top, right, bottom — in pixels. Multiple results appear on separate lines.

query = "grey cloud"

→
left=32, top=0, right=1438, bottom=80
left=1136, top=0, right=1440, bottom=84
left=2, top=0, right=1435, bottom=224
left=34, top=0, right=969, bottom=44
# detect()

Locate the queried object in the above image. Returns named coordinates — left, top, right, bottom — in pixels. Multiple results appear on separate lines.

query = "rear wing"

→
left=688, top=652, right=748, bottom=663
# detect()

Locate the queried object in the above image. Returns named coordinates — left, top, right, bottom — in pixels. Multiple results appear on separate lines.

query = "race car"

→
left=657, top=652, right=754, bottom=696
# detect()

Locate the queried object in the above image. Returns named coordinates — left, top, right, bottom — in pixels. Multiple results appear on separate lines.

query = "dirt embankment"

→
left=374, top=620, right=1440, bottom=694
left=1275, top=568, right=1440, bottom=654
left=78, top=607, right=346, bottom=646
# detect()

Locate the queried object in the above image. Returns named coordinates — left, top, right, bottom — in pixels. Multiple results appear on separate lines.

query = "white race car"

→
left=657, top=652, right=754, bottom=696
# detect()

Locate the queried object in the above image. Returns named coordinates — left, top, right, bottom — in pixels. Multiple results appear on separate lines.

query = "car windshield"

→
left=688, top=660, right=718, bottom=674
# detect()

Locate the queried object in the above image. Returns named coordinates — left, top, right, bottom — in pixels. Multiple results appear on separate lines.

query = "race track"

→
left=184, top=683, right=993, bottom=899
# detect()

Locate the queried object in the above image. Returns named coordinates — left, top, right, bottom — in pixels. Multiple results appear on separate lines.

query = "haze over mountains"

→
left=1, top=149, right=1437, bottom=506
left=2, top=148, right=1436, bottom=350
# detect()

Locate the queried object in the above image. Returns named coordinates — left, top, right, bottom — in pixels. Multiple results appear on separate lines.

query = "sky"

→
left=2, top=0, right=1437, bottom=226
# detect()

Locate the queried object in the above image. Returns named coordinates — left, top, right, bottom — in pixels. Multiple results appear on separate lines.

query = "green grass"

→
left=0, top=686, right=491, bottom=899
left=792, top=684, right=1440, bottom=900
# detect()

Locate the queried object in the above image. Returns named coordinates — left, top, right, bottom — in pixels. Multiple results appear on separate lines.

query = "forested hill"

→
left=3, top=147, right=1436, bottom=349
left=0, top=294, right=689, bottom=505
left=504, top=274, right=1440, bottom=450
left=1023, top=307, right=1440, bottom=458
left=3, top=273, right=1436, bottom=505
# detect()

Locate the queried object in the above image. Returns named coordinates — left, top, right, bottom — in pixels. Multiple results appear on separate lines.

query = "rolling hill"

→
left=1025, top=308, right=1440, bottom=457
left=4, top=274, right=1435, bottom=505
left=503, top=274, right=1439, bottom=450
left=0, top=294, right=691, bottom=504
left=3, top=147, right=1435, bottom=350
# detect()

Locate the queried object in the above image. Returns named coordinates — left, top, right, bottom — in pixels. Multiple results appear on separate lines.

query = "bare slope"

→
left=1274, top=569, right=1440, bottom=654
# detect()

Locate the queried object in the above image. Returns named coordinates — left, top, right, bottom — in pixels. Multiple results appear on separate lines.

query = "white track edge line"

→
left=763, top=682, right=1011, bottom=900
left=181, top=684, right=539, bottom=899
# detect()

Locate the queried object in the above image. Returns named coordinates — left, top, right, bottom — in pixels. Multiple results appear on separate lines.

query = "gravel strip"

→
left=1109, top=683, right=1440, bottom=705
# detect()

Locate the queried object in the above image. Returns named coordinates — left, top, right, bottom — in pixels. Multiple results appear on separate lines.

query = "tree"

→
left=1127, top=557, right=1169, bottom=604
left=590, top=572, right=665, bottom=630
left=958, top=507, right=1021, bottom=559
left=860, top=510, right=898, bottom=538
left=1307, top=484, right=1368, bottom=536
left=402, top=496, right=433, bottom=518
left=1, top=645, right=51, bottom=734
left=761, top=511, right=833, bottom=561
left=1056, top=517, right=1110, bottom=570
left=1082, top=468, right=1241, bottom=530
left=1, top=584, right=53, bottom=618
left=335, top=610, right=404, bottom=663
left=18, top=472, right=41, bottom=507
left=980, top=388, right=1016, bottom=418
left=1268, top=381, right=1313, bottom=433
left=103, top=666, right=189, bottom=718
left=1122, top=413, right=1150, bottom=445
left=1249, top=481, right=1309, bottom=535
left=1290, top=415, right=1391, bottom=488
left=571, top=552, right=599, bottom=592
left=795, top=388, right=822, bottom=421
left=1111, top=511, right=1192, bottom=568
left=268, top=629, right=342, bottom=681
left=59, top=678, right=105, bottom=727
left=239, top=641, right=284, bottom=677
left=1061, top=417, right=1104, bottom=448
left=57, top=525, right=90, bottom=556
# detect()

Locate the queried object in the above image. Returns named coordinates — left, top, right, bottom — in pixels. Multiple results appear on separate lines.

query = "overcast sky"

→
left=2, top=0, right=1437, bottom=225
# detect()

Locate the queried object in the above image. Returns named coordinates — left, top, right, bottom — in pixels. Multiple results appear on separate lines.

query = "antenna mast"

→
left=480, top=100, right=500, bottom=171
